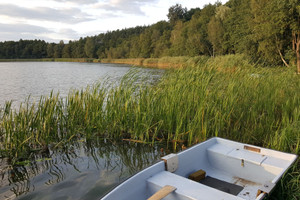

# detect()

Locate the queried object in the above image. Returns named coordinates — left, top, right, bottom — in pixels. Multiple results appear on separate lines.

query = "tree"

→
left=183, top=4, right=217, bottom=56
left=84, top=37, right=95, bottom=58
left=251, top=0, right=297, bottom=68
left=288, top=0, right=300, bottom=73
left=62, top=43, right=71, bottom=58
left=184, top=8, right=201, bottom=21
left=208, top=17, right=223, bottom=56
left=152, top=30, right=171, bottom=57
left=54, top=40, right=64, bottom=58
left=223, top=0, right=256, bottom=56
left=167, top=4, right=187, bottom=25
left=75, top=37, right=86, bottom=58
left=169, top=21, right=186, bottom=56
left=208, top=5, right=230, bottom=56
left=47, top=43, right=55, bottom=58
left=139, top=30, right=152, bottom=58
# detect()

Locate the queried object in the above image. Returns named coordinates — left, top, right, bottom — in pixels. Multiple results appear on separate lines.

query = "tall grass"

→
left=0, top=54, right=299, bottom=198
left=101, top=56, right=209, bottom=68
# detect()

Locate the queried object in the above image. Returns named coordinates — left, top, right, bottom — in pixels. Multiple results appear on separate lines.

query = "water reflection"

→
left=0, top=138, right=168, bottom=200
left=0, top=62, right=163, bottom=108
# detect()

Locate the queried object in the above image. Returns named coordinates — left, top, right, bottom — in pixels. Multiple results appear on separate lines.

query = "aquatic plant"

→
left=0, top=55, right=299, bottom=199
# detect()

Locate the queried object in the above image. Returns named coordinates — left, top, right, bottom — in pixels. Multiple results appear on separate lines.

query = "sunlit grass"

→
left=0, top=54, right=299, bottom=199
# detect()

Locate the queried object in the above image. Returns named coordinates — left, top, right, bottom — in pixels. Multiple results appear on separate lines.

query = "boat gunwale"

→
left=100, top=137, right=298, bottom=200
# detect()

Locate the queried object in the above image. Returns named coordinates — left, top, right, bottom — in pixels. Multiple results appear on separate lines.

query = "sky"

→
left=0, top=0, right=228, bottom=43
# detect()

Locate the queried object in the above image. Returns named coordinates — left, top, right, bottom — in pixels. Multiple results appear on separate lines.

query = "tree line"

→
left=0, top=0, right=299, bottom=71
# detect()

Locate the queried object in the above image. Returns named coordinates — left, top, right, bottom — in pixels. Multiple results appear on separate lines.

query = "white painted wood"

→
left=162, top=153, right=178, bottom=172
left=147, top=171, right=244, bottom=200
left=101, top=137, right=298, bottom=200
left=147, top=185, right=176, bottom=200
left=227, top=148, right=267, bottom=165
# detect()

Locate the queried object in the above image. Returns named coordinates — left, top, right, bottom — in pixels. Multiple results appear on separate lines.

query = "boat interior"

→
left=147, top=138, right=297, bottom=200
left=102, top=137, right=297, bottom=200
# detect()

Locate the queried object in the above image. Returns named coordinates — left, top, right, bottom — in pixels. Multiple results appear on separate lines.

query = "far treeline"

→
left=0, top=0, right=299, bottom=71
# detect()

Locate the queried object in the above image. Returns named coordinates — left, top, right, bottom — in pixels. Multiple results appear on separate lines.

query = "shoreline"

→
left=100, top=57, right=187, bottom=69
left=0, top=58, right=101, bottom=63
left=0, top=56, right=198, bottom=69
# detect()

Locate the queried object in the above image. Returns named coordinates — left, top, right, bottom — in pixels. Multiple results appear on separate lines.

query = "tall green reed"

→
left=1, top=54, right=299, bottom=157
left=0, top=54, right=299, bottom=198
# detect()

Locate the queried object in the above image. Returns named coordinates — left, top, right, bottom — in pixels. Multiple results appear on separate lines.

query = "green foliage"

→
left=0, top=40, right=48, bottom=59
left=1, top=55, right=299, bottom=154
left=167, top=4, right=188, bottom=25
left=0, top=55, right=299, bottom=198
left=0, top=0, right=299, bottom=68
left=208, top=17, right=224, bottom=55
left=84, top=37, right=96, bottom=58
left=62, top=43, right=71, bottom=58
left=53, top=40, right=64, bottom=58
left=223, top=0, right=256, bottom=56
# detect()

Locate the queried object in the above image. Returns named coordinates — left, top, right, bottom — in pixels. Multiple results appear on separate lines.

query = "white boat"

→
left=101, top=137, right=297, bottom=200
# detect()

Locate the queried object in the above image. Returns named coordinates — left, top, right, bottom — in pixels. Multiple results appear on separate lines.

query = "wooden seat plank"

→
left=147, top=185, right=176, bottom=200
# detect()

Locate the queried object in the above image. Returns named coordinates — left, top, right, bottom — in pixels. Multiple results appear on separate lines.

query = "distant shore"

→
left=100, top=57, right=192, bottom=69
left=0, top=56, right=206, bottom=69
left=0, top=58, right=101, bottom=63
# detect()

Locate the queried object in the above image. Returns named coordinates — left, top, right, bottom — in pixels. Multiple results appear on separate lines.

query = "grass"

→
left=100, top=56, right=207, bottom=68
left=0, top=54, right=299, bottom=199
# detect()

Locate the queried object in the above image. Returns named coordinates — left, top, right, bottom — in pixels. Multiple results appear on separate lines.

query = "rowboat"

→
left=101, top=137, right=297, bottom=200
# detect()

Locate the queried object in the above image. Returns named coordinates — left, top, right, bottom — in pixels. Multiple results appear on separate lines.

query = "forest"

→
left=0, top=0, right=299, bottom=72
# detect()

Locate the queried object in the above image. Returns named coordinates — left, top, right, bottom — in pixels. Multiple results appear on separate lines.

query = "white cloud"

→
left=52, top=0, right=98, bottom=4
left=0, top=0, right=228, bottom=42
left=93, top=0, right=159, bottom=15
left=0, top=4, right=94, bottom=23
left=0, top=23, right=56, bottom=41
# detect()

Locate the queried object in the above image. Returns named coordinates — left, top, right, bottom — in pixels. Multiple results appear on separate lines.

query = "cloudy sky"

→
left=0, top=0, right=228, bottom=43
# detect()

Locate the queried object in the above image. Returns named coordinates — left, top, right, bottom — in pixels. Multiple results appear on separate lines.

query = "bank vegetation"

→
left=0, top=55, right=299, bottom=199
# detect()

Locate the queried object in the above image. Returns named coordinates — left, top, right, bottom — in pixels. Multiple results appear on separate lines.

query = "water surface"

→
left=0, top=61, right=165, bottom=199
left=0, top=62, right=161, bottom=107
left=0, top=139, right=171, bottom=199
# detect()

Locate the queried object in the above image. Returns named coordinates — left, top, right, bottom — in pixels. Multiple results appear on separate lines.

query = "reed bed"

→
left=101, top=56, right=207, bottom=68
left=0, top=54, right=299, bottom=199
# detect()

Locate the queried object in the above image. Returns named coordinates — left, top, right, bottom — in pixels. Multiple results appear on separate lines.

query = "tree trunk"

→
left=292, top=33, right=296, bottom=51
left=294, top=31, right=300, bottom=74
left=297, top=38, right=300, bottom=74
left=275, top=36, right=289, bottom=67
left=277, top=48, right=290, bottom=68
left=291, top=33, right=297, bottom=66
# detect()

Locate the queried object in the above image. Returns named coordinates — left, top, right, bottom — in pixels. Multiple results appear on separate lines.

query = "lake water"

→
left=0, top=62, right=165, bottom=199
left=0, top=139, right=172, bottom=200
left=0, top=62, right=162, bottom=108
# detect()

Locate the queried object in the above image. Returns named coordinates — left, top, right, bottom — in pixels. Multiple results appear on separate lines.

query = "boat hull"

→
left=101, top=137, right=297, bottom=200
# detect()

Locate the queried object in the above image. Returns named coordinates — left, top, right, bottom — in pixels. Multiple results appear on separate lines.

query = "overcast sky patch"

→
left=93, top=0, right=159, bottom=15
left=0, top=0, right=228, bottom=42
left=0, top=23, right=49, bottom=34
left=0, top=4, right=94, bottom=23
left=0, top=23, right=57, bottom=42
left=52, top=0, right=98, bottom=4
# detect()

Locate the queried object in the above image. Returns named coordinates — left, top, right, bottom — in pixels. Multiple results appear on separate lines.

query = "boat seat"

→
left=147, top=171, right=244, bottom=200
left=206, top=142, right=287, bottom=185
left=207, top=143, right=268, bottom=165
left=207, top=143, right=291, bottom=169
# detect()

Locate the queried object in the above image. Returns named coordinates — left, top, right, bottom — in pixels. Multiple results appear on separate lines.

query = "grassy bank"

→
left=0, top=56, right=198, bottom=68
left=0, top=54, right=299, bottom=199
left=100, top=56, right=208, bottom=68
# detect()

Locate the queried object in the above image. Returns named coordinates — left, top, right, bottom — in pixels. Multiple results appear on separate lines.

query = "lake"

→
left=0, top=62, right=162, bottom=108
left=0, top=62, right=165, bottom=199
left=0, top=139, right=171, bottom=200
